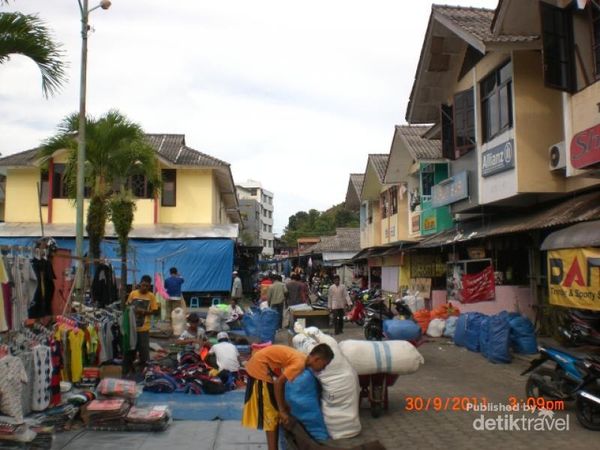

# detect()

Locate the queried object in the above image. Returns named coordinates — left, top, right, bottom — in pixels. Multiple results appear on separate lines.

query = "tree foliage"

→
left=0, top=5, right=66, bottom=97
left=282, top=202, right=359, bottom=246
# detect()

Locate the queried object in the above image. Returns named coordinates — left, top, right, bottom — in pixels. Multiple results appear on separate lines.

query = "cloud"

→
left=0, top=0, right=499, bottom=234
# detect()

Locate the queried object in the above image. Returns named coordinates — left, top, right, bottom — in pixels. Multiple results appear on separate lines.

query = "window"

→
left=593, top=4, right=600, bottom=77
left=129, top=174, right=154, bottom=199
left=161, top=169, right=176, bottom=206
left=380, top=192, right=389, bottom=219
left=263, top=224, right=267, bottom=232
left=441, top=104, right=455, bottom=160
left=540, top=3, right=576, bottom=92
left=39, top=171, right=49, bottom=206
left=268, top=211, right=272, bottom=219
left=420, top=165, right=435, bottom=199
left=255, top=210, right=260, bottom=220
left=268, top=225, right=272, bottom=232
left=390, top=186, right=398, bottom=215
left=52, top=163, right=68, bottom=199
left=249, top=188, right=257, bottom=196
left=481, top=62, right=513, bottom=143
left=453, top=89, right=476, bottom=157
left=262, top=239, right=267, bottom=247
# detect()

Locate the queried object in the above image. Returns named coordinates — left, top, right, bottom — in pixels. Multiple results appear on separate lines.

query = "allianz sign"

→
left=482, top=139, right=515, bottom=177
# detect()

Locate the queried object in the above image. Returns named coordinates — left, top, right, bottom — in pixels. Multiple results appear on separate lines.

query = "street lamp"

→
left=75, top=0, right=111, bottom=294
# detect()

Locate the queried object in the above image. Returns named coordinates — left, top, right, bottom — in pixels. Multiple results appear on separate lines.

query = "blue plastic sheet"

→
left=285, top=369, right=329, bottom=442
left=487, top=312, right=512, bottom=364
left=479, top=317, right=490, bottom=359
left=443, top=316, right=458, bottom=338
left=0, top=237, right=234, bottom=292
left=383, top=319, right=421, bottom=341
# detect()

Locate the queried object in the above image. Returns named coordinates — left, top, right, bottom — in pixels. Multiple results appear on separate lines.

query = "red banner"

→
left=461, top=265, right=495, bottom=303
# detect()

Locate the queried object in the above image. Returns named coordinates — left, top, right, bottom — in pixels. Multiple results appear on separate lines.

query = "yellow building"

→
left=0, top=134, right=241, bottom=292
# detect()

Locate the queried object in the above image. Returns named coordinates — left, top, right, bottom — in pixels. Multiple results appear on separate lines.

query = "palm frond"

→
left=0, top=12, right=67, bottom=97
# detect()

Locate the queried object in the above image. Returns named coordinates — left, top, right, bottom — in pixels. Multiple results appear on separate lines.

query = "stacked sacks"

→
left=338, top=340, right=424, bottom=376
left=487, top=312, right=511, bottom=363
left=454, top=312, right=486, bottom=350
left=509, top=315, right=538, bottom=354
left=479, top=317, right=491, bottom=359
left=285, top=369, right=329, bottom=442
left=292, top=326, right=361, bottom=439
left=383, top=319, right=421, bottom=341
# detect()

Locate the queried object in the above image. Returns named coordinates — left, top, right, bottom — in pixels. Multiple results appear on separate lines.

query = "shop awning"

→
left=415, top=190, right=600, bottom=249
left=0, top=222, right=239, bottom=239
left=352, top=242, right=416, bottom=260
left=541, top=220, right=600, bottom=250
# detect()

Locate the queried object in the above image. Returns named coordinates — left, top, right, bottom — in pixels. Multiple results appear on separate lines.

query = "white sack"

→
left=171, top=308, right=186, bottom=336
left=293, top=328, right=361, bottom=439
left=338, top=340, right=424, bottom=376
left=205, top=306, right=229, bottom=332
left=427, top=318, right=446, bottom=338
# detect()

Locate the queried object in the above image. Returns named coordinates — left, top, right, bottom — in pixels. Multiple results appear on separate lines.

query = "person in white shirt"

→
left=226, top=298, right=245, bottom=329
left=327, top=275, right=352, bottom=335
left=178, top=313, right=206, bottom=349
left=208, top=331, right=241, bottom=373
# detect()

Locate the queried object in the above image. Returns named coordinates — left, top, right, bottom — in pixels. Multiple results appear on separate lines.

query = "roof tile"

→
left=396, top=125, right=442, bottom=160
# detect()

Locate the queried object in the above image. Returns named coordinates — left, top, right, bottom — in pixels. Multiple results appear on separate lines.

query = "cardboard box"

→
left=99, top=365, right=122, bottom=379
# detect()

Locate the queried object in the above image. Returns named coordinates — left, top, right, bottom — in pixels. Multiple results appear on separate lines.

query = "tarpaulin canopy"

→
left=0, top=237, right=234, bottom=292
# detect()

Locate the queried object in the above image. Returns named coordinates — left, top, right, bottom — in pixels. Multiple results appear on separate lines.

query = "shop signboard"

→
left=570, top=123, right=600, bottom=169
left=548, top=248, right=600, bottom=311
left=481, top=139, right=514, bottom=177
left=431, top=171, right=468, bottom=208
left=421, top=209, right=437, bottom=233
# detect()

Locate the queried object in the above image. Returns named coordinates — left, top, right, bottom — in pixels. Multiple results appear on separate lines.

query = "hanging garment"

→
left=32, top=345, right=52, bottom=411
left=17, top=351, right=34, bottom=416
left=29, top=258, right=55, bottom=319
left=111, top=321, right=122, bottom=359
left=0, top=255, right=9, bottom=332
left=0, top=355, right=28, bottom=423
left=50, top=339, right=63, bottom=406
left=91, top=264, right=118, bottom=307
left=68, top=328, right=85, bottom=383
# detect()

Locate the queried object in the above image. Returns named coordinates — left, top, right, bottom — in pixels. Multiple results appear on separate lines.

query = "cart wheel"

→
left=371, top=403, right=382, bottom=418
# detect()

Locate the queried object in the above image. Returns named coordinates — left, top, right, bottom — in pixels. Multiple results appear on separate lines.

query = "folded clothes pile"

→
left=96, top=378, right=138, bottom=401
left=31, top=404, right=79, bottom=432
left=0, top=421, right=37, bottom=446
left=125, top=406, right=171, bottom=432
left=81, top=398, right=131, bottom=430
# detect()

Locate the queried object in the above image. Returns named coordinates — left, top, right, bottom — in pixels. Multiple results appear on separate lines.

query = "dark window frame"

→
left=128, top=174, right=154, bottom=199
left=591, top=3, right=600, bottom=78
left=390, top=185, right=398, bottom=215
left=453, top=88, right=476, bottom=158
left=161, top=169, right=177, bottom=207
left=52, top=163, right=68, bottom=199
left=481, top=61, right=513, bottom=143
left=540, top=2, right=577, bottom=92
left=380, top=191, right=389, bottom=219
left=441, top=104, right=455, bottom=160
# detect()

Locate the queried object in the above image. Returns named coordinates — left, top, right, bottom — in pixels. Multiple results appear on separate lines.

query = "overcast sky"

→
left=0, top=0, right=498, bottom=234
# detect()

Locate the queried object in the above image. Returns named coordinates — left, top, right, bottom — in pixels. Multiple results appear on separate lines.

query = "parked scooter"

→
left=559, top=308, right=600, bottom=347
left=363, top=297, right=395, bottom=341
left=521, top=346, right=585, bottom=400
left=575, top=355, right=600, bottom=430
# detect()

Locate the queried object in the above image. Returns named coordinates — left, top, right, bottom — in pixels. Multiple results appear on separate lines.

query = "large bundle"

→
left=413, top=309, right=431, bottom=334
left=292, top=327, right=361, bottom=439
left=443, top=316, right=459, bottom=338
left=285, top=369, right=329, bottom=441
left=338, top=340, right=424, bottom=376
left=426, top=318, right=446, bottom=338
left=454, top=313, right=486, bottom=352
left=509, top=315, right=538, bottom=354
left=487, top=312, right=511, bottom=364
left=205, top=306, right=230, bottom=332
left=479, top=317, right=491, bottom=359
left=241, top=307, right=280, bottom=343
left=383, top=319, right=421, bottom=341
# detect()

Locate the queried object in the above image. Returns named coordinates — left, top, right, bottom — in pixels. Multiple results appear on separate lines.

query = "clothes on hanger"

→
left=91, top=263, right=118, bottom=308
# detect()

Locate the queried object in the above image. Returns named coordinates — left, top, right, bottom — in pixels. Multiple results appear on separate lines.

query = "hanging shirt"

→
left=68, top=328, right=85, bottom=383
left=32, top=345, right=52, bottom=411
left=0, top=355, right=28, bottom=423
left=126, top=290, right=159, bottom=332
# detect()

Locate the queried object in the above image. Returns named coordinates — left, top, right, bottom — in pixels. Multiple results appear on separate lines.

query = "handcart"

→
left=358, top=373, right=399, bottom=418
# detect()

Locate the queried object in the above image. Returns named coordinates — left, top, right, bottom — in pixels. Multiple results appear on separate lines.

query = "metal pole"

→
left=75, top=0, right=89, bottom=296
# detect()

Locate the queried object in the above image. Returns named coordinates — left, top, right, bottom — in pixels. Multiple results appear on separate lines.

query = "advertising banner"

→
left=548, top=248, right=600, bottom=311
left=461, top=265, right=495, bottom=303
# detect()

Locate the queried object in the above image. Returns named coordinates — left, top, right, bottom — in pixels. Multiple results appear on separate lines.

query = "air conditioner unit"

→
left=549, top=142, right=566, bottom=171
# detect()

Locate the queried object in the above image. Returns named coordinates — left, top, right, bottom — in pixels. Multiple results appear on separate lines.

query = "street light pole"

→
left=75, top=0, right=111, bottom=295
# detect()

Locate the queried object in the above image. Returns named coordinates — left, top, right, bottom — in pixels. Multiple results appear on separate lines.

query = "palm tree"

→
left=0, top=2, right=66, bottom=97
left=39, top=110, right=160, bottom=299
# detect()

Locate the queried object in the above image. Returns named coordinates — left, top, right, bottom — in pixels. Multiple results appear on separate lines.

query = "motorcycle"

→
left=576, top=355, right=600, bottom=431
left=363, top=297, right=395, bottom=341
left=559, top=308, right=600, bottom=347
left=521, top=346, right=585, bottom=400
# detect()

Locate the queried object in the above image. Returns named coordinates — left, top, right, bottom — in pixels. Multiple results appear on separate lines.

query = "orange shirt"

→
left=245, top=345, right=306, bottom=383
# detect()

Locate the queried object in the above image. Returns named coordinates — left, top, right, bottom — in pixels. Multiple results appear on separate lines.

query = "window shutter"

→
left=441, top=104, right=454, bottom=160
left=540, top=2, right=576, bottom=92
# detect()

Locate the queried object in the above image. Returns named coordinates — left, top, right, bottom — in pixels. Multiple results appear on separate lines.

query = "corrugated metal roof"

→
left=395, top=125, right=443, bottom=160
left=416, top=191, right=600, bottom=248
left=541, top=220, right=600, bottom=250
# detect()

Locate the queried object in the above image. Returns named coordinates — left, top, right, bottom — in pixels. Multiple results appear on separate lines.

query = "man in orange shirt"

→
left=242, top=344, right=334, bottom=450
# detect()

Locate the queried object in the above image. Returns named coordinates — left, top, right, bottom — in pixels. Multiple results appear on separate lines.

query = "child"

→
left=241, top=344, right=334, bottom=450
left=178, top=312, right=206, bottom=349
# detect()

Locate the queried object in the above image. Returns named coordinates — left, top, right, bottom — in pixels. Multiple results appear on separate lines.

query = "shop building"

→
left=236, top=180, right=275, bottom=257
left=0, top=134, right=241, bottom=293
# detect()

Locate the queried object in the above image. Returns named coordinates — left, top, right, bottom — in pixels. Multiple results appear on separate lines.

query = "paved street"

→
left=52, top=324, right=598, bottom=450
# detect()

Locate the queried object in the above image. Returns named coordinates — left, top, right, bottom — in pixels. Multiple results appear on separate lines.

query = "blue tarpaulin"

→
left=0, top=237, right=234, bottom=292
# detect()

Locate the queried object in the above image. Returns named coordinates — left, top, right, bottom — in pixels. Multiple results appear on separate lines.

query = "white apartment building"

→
left=237, top=180, right=274, bottom=257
